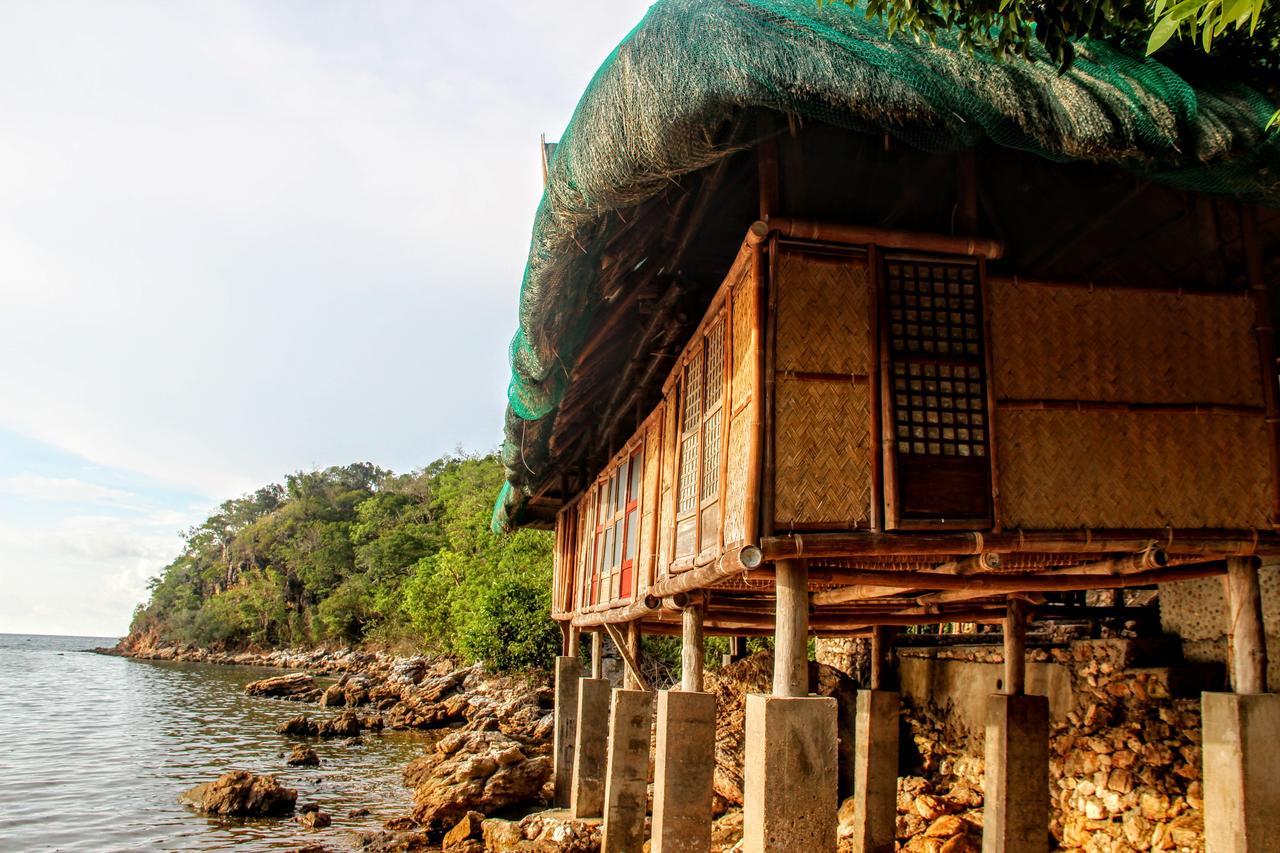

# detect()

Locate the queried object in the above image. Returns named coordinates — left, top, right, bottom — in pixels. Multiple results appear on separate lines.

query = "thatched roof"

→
left=494, top=0, right=1280, bottom=531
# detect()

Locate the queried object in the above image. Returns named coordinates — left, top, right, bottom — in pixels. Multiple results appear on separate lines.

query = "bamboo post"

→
left=773, top=559, right=810, bottom=697
left=604, top=622, right=649, bottom=692
left=681, top=603, right=705, bottom=693
left=869, top=625, right=897, bottom=690
left=627, top=621, right=644, bottom=691
left=1003, top=597, right=1028, bottom=696
left=1224, top=557, right=1268, bottom=694
left=592, top=630, right=604, bottom=680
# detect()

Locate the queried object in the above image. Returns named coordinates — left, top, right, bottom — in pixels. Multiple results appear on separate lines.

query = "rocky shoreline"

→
left=105, top=634, right=1208, bottom=851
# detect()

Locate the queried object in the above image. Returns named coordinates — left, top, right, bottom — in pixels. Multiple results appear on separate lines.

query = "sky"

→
left=0, top=0, right=654, bottom=637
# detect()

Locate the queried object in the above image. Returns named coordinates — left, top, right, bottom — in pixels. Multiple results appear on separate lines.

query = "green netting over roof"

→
left=493, top=0, right=1280, bottom=532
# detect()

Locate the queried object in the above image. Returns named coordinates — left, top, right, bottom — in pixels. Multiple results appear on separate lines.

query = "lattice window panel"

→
left=701, top=409, right=722, bottom=500
left=885, top=258, right=989, bottom=459
left=677, top=435, right=698, bottom=513
left=887, top=260, right=981, bottom=357
left=682, top=352, right=703, bottom=433
left=704, top=321, right=725, bottom=402
left=891, top=362, right=987, bottom=458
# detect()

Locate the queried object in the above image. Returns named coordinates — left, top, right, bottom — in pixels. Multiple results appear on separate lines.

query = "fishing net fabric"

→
left=494, top=0, right=1280, bottom=530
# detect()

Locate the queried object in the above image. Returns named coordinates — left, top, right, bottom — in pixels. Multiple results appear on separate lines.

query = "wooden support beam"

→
left=1224, top=556, right=1268, bottom=694
left=592, top=631, right=604, bottom=680
left=761, top=217, right=1004, bottom=260
left=603, top=622, right=649, bottom=692
left=681, top=603, right=705, bottom=693
left=913, top=550, right=1169, bottom=606
left=812, top=561, right=1225, bottom=606
left=869, top=626, right=898, bottom=690
left=773, top=559, right=810, bottom=697
left=1004, top=597, right=1028, bottom=696
left=754, top=529, right=1277, bottom=564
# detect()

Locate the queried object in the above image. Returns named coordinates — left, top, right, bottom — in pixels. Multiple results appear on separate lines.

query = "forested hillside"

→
left=128, top=454, right=559, bottom=670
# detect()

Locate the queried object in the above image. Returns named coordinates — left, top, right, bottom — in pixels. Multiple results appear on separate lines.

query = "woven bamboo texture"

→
left=731, top=269, right=755, bottom=411
left=656, top=393, right=678, bottom=578
left=998, top=409, right=1272, bottom=529
left=723, top=409, right=751, bottom=545
left=775, top=252, right=871, bottom=374
left=772, top=250, right=873, bottom=527
left=574, top=498, right=593, bottom=610
left=638, top=419, right=662, bottom=593
left=989, top=282, right=1261, bottom=405
left=774, top=378, right=873, bottom=527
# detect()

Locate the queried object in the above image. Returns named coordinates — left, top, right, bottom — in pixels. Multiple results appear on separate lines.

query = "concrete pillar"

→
left=849, top=690, right=899, bottom=853
left=743, top=693, right=838, bottom=852
left=601, top=688, right=654, bottom=853
left=571, top=677, right=611, bottom=819
left=553, top=655, right=582, bottom=808
left=652, top=689, right=715, bottom=852
left=1202, top=692, right=1280, bottom=850
left=982, top=693, right=1049, bottom=853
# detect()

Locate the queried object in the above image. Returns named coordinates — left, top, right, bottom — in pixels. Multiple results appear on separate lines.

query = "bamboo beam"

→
left=935, top=553, right=1001, bottom=574
left=603, top=622, right=649, bottom=692
left=997, top=398, right=1263, bottom=417
left=762, top=217, right=1004, bottom=260
left=773, top=559, right=809, bottom=697
left=1224, top=556, right=1268, bottom=694
left=1003, top=597, right=1028, bottom=696
left=752, top=529, right=1278, bottom=564
left=812, top=561, right=1226, bottom=606
left=681, top=603, right=705, bottom=693
left=704, top=609, right=1006, bottom=631
left=914, top=550, right=1168, bottom=605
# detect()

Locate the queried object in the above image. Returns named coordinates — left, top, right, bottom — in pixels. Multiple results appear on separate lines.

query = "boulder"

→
left=245, top=673, right=318, bottom=700
left=297, top=809, right=332, bottom=829
left=279, top=715, right=321, bottom=737
left=409, top=731, right=551, bottom=831
left=179, top=770, right=296, bottom=816
left=442, top=810, right=486, bottom=851
left=321, top=683, right=346, bottom=707
left=480, top=814, right=600, bottom=852
left=287, top=745, right=320, bottom=767
left=320, top=710, right=364, bottom=738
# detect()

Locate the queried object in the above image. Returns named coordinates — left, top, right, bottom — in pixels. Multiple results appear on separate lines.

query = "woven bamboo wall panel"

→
left=639, top=421, right=662, bottom=591
left=731, top=275, right=755, bottom=411
left=574, top=499, right=593, bottom=610
left=998, top=409, right=1272, bottom=529
left=774, top=377, right=872, bottom=526
left=990, top=283, right=1261, bottom=405
left=776, top=252, right=871, bottom=374
left=722, top=410, right=750, bottom=545
left=656, top=393, right=678, bottom=577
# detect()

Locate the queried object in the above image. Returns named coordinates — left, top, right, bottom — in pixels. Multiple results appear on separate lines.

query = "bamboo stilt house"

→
left=494, top=0, right=1280, bottom=641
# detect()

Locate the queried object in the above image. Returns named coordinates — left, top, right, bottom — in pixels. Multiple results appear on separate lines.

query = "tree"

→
left=839, top=0, right=1278, bottom=72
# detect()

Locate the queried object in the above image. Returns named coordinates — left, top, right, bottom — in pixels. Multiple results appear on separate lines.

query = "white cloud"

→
left=0, top=0, right=653, bottom=635
left=0, top=475, right=134, bottom=507
left=0, top=512, right=190, bottom=637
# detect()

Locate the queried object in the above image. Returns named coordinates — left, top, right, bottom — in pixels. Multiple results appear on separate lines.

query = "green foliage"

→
left=832, top=0, right=1280, bottom=72
left=130, top=453, right=558, bottom=671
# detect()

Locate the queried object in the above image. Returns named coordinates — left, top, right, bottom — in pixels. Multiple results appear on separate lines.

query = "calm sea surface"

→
left=0, top=633, right=429, bottom=851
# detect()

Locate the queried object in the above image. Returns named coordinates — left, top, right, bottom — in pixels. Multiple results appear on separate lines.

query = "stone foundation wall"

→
left=851, top=640, right=1208, bottom=851
left=1158, top=561, right=1280, bottom=690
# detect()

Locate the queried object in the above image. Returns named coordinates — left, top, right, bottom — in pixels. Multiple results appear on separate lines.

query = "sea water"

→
left=0, top=633, right=427, bottom=851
